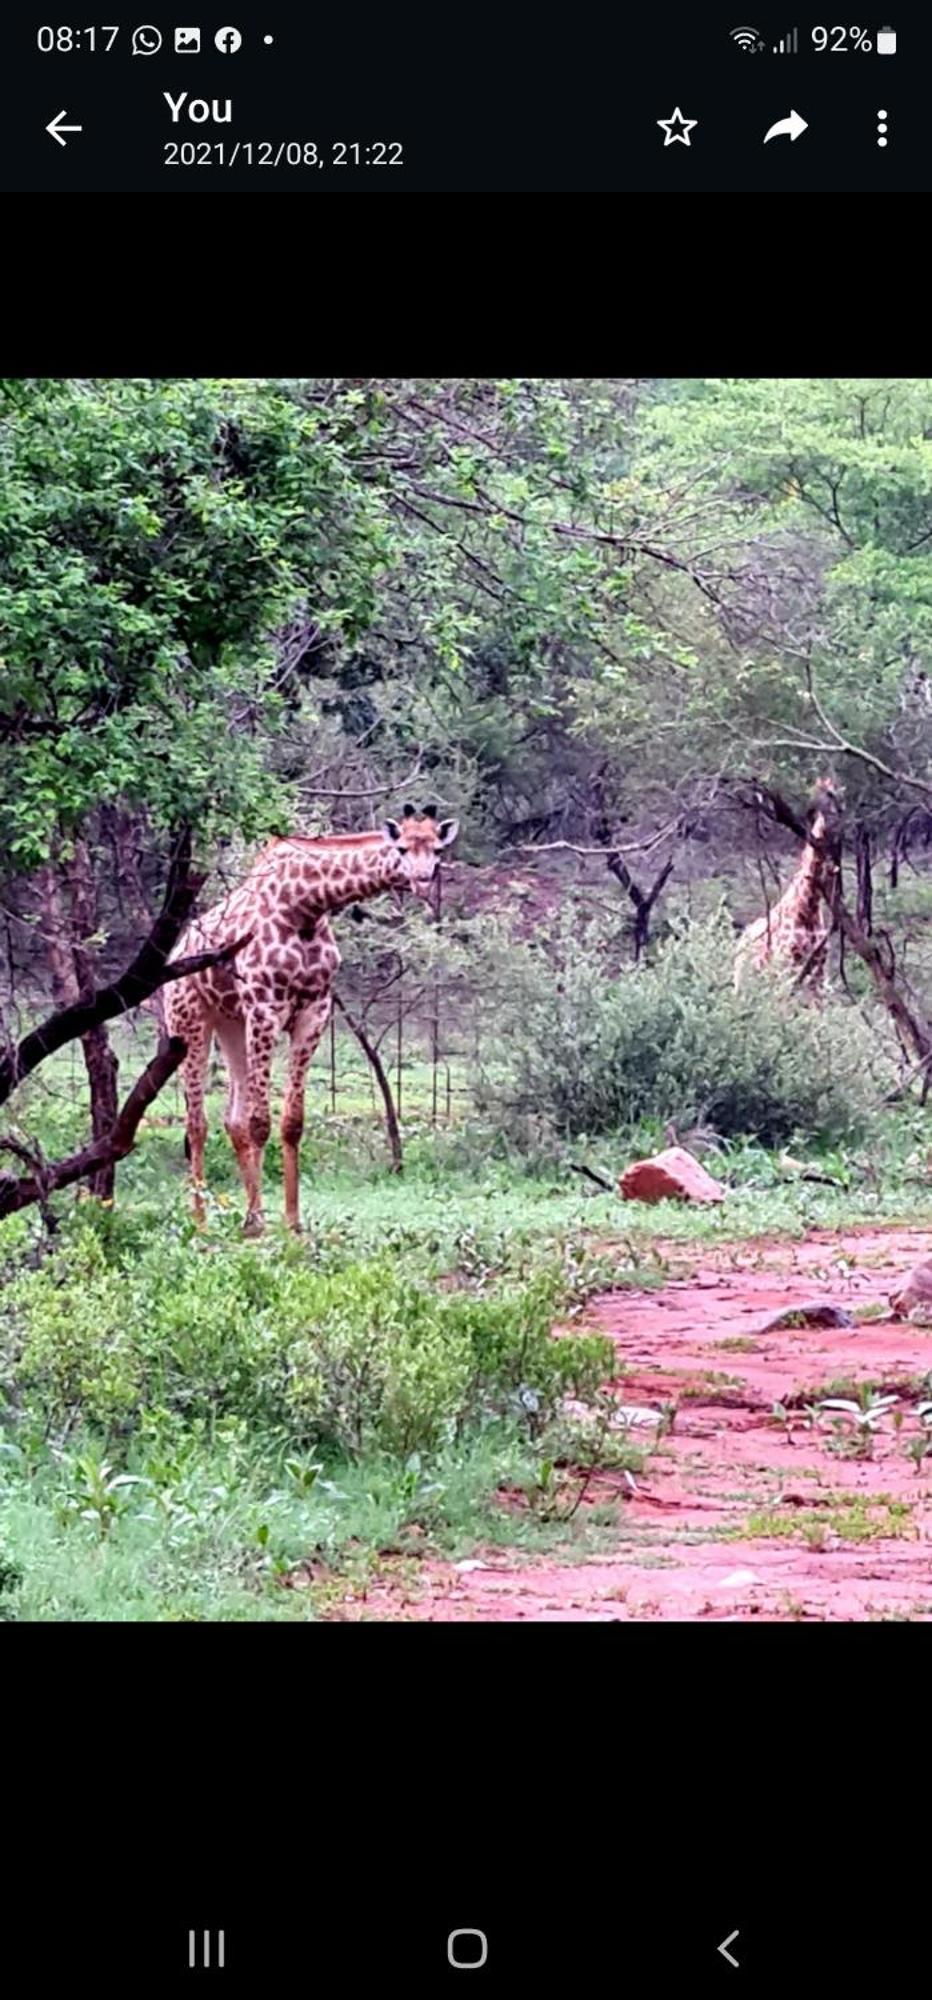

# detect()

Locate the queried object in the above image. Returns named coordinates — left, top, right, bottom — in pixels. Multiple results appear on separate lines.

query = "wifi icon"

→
left=730, top=25, right=763, bottom=50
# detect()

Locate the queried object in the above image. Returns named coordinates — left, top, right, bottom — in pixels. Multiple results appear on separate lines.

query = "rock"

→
left=889, top=1257, right=932, bottom=1319
left=619, top=1146, right=726, bottom=1205
left=757, top=1302, right=855, bottom=1333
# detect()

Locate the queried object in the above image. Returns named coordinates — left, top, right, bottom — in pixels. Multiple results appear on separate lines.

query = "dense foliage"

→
left=477, top=910, right=896, bottom=1148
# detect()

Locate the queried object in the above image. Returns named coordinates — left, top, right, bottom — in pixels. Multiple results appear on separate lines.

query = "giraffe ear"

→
left=384, top=819, right=402, bottom=843
left=436, top=818, right=459, bottom=848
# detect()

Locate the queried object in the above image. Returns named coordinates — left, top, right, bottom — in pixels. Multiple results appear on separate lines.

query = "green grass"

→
left=744, top=1498, right=914, bottom=1545
left=0, top=1426, right=555, bottom=1622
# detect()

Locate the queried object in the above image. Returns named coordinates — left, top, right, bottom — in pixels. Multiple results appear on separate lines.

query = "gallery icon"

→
left=174, top=26, right=201, bottom=52
left=214, top=25, right=243, bottom=51
left=657, top=106, right=698, bottom=146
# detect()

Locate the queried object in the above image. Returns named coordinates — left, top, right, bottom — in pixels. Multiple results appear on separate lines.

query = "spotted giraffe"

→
left=165, top=805, right=458, bottom=1234
left=733, top=779, right=840, bottom=994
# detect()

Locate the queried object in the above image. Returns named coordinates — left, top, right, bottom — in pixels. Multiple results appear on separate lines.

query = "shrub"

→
left=479, top=908, right=895, bottom=1148
left=0, top=1223, right=614, bottom=1466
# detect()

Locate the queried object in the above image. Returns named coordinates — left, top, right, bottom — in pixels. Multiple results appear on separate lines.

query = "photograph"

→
left=3, top=374, right=932, bottom=1627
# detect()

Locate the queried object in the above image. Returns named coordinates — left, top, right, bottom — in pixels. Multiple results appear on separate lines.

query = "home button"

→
left=447, top=1929, right=488, bottom=1969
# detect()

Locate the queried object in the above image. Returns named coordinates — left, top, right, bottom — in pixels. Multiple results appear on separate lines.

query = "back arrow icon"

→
left=763, top=110, right=807, bottom=143
left=47, top=110, right=83, bottom=146
left=718, top=1929, right=740, bottom=1968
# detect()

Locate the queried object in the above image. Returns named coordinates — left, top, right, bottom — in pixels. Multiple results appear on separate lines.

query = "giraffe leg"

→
left=178, top=1010, right=212, bottom=1226
left=242, top=1005, right=279, bottom=1237
left=281, top=996, right=331, bottom=1232
left=213, top=1015, right=254, bottom=1220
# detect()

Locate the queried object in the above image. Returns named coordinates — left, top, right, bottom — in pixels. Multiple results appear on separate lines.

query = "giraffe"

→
left=733, top=779, right=840, bottom=993
left=165, top=804, right=458, bottom=1235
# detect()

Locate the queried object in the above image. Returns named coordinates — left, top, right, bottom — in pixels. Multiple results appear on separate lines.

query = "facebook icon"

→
left=214, top=25, right=243, bottom=52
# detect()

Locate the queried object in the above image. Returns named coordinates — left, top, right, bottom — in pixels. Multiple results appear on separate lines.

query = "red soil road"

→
left=346, top=1227, right=932, bottom=1622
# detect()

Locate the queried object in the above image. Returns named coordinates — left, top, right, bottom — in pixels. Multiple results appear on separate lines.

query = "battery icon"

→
left=877, top=26, right=897, bottom=54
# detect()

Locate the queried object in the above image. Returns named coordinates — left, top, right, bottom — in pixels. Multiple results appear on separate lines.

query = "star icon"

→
left=657, top=106, right=698, bottom=147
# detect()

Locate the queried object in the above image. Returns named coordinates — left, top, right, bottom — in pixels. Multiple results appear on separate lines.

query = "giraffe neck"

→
left=256, top=839, right=406, bottom=925
left=791, top=814, right=834, bottom=928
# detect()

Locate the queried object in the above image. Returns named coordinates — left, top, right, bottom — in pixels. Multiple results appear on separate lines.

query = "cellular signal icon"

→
left=730, top=25, right=764, bottom=50
left=773, top=26, right=798, bottom=52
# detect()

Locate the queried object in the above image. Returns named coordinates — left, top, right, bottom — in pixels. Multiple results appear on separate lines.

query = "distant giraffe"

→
left=165, top=805, right=458, bottom=1235
left=733, top=779, right=840, bottom=993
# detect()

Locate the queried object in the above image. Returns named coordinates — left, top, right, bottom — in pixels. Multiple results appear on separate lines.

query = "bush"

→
left=479, top=909, right=895, bottom=1149
left=0, top=1220, right=614, bottom=1465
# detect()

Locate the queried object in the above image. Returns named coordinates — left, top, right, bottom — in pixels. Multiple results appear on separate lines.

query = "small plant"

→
left=817, top=1389, right=899, bottom=1458
left=397, top=1452, right=446, bottom=1515
left=905, top=1400, right=932, bottom=1474
left=283, top=1455, right=322, bottom=1497
left=802, top=1520, right=830, bottom=1553
left=524, top=1456, right=561, bottom=1517
left=56, top=1453, right=151, bottom=1538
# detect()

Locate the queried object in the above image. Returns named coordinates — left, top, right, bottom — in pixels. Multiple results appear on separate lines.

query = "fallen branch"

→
left=568, top=1162, right=615, bottom=1193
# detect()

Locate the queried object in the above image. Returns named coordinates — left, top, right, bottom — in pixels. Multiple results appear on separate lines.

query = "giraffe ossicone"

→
left=165, top=806, right=459, bottom=1235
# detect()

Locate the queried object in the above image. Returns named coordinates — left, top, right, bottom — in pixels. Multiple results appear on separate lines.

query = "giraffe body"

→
left=734, top=784, right=839, bottom=994
left=165, top=808, right=457, bottom=1233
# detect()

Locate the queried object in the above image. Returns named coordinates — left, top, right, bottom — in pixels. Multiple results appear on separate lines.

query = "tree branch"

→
left=803, top=659, right=932, bottom=800
left=0, top=827, right=250, bottom=1105
left=514, top=821, right=681, bottom=860
left=332, top=994, right=403, bottom=1172
left=0, top=1035, right=187, bottom=1219
left=296, top=750, right=424, bottom=802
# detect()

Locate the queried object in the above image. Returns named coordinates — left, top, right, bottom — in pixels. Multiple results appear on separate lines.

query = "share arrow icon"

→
left=46, top=110, right=83, bottom=146
left=763, top=109, right=808, bottom=143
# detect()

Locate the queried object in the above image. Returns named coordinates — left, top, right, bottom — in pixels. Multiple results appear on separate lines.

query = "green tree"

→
left=0, top=377, right=389, bottom=1188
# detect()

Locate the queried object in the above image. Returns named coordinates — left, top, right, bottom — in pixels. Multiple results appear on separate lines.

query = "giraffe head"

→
left=382, top=802, right=459, bottom=900
left=809, top=774, right=843, bottom=841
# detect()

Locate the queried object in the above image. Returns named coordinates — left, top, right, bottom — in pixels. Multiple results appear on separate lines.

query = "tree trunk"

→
left=105, top=805, right=166, bottom=1032
left=854, top=822, right=873, bottom=933
left=834, top=901, right=932, bottom=1075
left=68, top=839, right=121, bottom=1200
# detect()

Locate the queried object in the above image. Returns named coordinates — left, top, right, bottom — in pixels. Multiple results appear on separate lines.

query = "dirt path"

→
left=357, top=1226, right=932, bottom=1622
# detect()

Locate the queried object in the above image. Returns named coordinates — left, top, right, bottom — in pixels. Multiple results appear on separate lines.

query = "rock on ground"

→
left=619, top=1146, right=726, bottom=1205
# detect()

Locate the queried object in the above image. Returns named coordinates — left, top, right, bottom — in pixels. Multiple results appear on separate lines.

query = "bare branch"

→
left=296, top=750, right=424, bottom=803
left=0, top=1035, right=187, bottom=1219
left=803, top=659, right=932, bottom=800
left=514, top=821, right=681, bottom=860
left=0, top=828, right=250, bottom=1106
